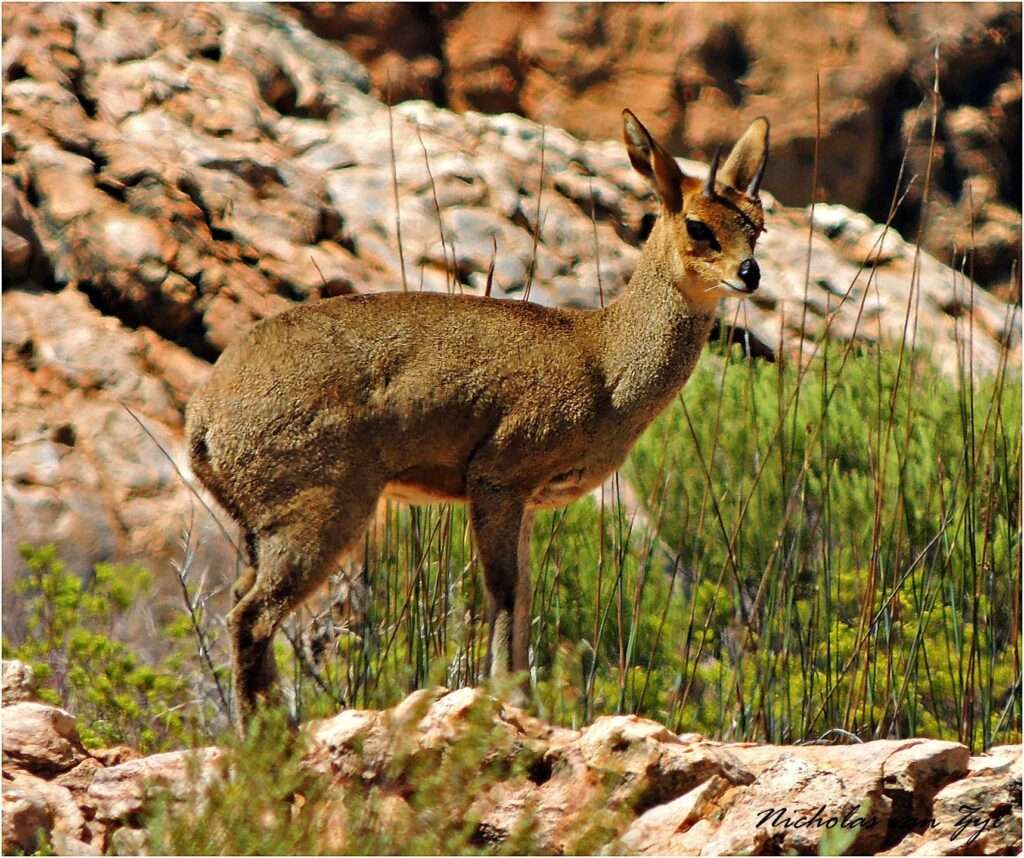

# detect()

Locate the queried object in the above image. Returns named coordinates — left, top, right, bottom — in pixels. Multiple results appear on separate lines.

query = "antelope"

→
left=186, top=109, right=770, bottom=724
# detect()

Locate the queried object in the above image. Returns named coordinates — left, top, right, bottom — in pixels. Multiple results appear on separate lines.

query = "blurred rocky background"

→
left=2, top=2, right=1020, bottom=590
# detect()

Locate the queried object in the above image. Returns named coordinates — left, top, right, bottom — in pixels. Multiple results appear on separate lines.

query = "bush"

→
left=4, top=545, right=208, bottom=751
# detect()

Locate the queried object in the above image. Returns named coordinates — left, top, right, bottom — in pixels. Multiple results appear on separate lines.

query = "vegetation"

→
left=4, top=280, right=1019, bottom=857
left=3, top=545, right=202, bottom=752
left=303, top=338, right=1019, bottom=751
left=6, top=337, right=1018, bottom=758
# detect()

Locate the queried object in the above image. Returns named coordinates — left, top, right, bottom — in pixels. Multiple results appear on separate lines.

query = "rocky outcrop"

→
left=1, top=662, right=1020, bottom=856
left=291, top=2, right=1022, bottom=297
left=2, top=2, right=1019, bottom=587
left=1, top=285, right=234, bottom=598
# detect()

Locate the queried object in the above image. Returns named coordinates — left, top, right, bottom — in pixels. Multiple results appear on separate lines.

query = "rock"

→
left=86, top=747, right=226, bottom=824
left=2, top=287, right=235, bottom=591
left=87, top=746, right=143, bottom=769
left=2, top=769, right=96, bottom=854
left=2, top=226, right=31, bottom=279
left=2, top=659, right=36, bottom=703
left=968, top=744, right=1023, bottom=777
left=617, top=774, right=738, bottom=855
left=1, top=175, right=44, bottom=283
left=701, top=752, right=893, bottom=856
left=108, top=826, right=149, bottom=855
left=572, top=714, right=753, bottom=814
left=0, top=683, right=1019, bottom=855
left=306, top=3, right=1021, bottom=290
left=728, top=739, right=970, bottom=816
left=2, top=779, right=54, bottom=854
left=306, top=707, right=390, bottom=782
left=307, top=686, right=563, bottom=785
left=285, top=3, right=445, bottom=105
left=1, top=702, right=88, bottom=775
left=879, top=745, right=1022, bottom=855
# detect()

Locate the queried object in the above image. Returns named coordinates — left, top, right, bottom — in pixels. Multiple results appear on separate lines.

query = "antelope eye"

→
left=686, top=219, right=717, bottom=246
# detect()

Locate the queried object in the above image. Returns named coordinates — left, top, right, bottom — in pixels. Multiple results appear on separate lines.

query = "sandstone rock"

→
left=52, top=756, right=105, bottom=813
left=307, top=687, right=564, bottom=786
left=286, top=3, right=446, bottom=105
left=0, top=681, right=1019, bottom=855
left=573, top=714, right=753, bottom=814
left=879, top=745, right=1022, bottom=855
left=968, top=744, right=1023, bottom=777
left=2, top=769, right=96, bottom=854
left=307, top=706, right=390, bottom=782
left=2, top=779, right=53, bottom=854
left=461, top=702, right=754, bottom=853
left=3, top=226, right=31, bottom=279
left=2, top=286, right=235, bottom=591
left=2, top=702, right=88, bottom=775
left=304, top=3, right=1021, bottom=290
left=107, top=826, right=149, bottom=855
left=2, top=659, right=36, bottom=703
left=702, top=752, right=892, bottom=856
left=617, top=774, right=738, bottom=855
left=704, top=738, right=972, bottom=855
left=86, top=746, right=225, bottom=824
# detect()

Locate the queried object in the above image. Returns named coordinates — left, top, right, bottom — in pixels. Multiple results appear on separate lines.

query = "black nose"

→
left=738, top=258, right=760, bottom=291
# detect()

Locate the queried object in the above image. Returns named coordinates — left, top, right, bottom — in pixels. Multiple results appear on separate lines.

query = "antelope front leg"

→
left=469, top=487, right=534, bottom=692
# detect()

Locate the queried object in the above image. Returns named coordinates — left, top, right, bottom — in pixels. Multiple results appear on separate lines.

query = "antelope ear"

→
left=622, top=109, right=683, bottom=213
left=719, top=116, right=770, bottom=197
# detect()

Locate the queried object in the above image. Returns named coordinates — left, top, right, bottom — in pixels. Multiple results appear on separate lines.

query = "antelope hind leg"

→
left=469, top=487, right=534, bottom=702
left=228, top=486, right=379, bottom=729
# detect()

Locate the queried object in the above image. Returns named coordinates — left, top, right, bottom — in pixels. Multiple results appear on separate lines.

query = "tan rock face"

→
left=2, top=781, right=54, bottom=855
left=2, top=659, right=36, bottom=704
left=2, top=769, right=97, bottom=855
left=879, top=745, right=1023, bottom=856
left=618, top=774, right=738, bottom=855
left=2, top=287, right=234, bottom=595
left=2, top=701, right=88, bottom=775
left=86, top=747, right=226, bottom=824
left=293, top=3, right=1021, bottom=294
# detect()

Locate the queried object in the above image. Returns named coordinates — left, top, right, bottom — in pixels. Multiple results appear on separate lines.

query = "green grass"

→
left=627, top=341, right=1021, bottom=747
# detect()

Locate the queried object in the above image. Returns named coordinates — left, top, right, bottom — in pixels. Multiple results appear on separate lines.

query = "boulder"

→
left=879, top=745, right=1023, bottom=856
left=2, top=779, right=54, bottom=854
left=86, top=747, right=226, bottom=824
left=1, top=769, right=97, bottom=855
left=2, top=702, right=88, bottom=775
left=2, top=659, right=36, bottom=703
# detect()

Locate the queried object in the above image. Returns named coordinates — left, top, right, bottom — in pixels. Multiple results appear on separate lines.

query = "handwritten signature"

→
left=755, top=803, right=1004, bottom=846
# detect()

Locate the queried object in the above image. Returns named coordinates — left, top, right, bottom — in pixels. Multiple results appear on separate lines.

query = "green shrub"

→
left=4, top=545, right=204, bottom=751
